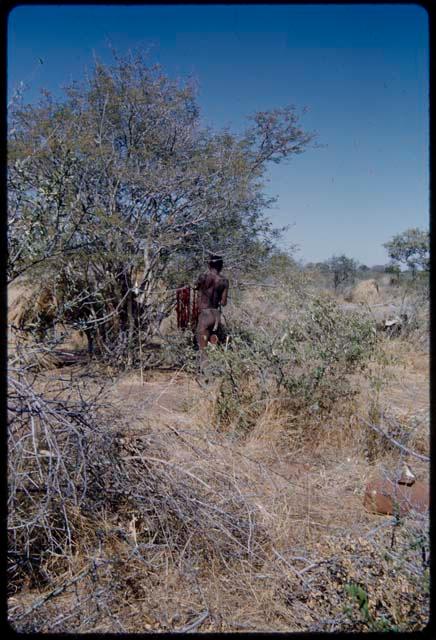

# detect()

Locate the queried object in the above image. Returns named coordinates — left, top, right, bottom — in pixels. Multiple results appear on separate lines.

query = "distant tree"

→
left=314, top=261, right=331, bottom=274
left=383, top=228, right=429, bottom=278
left=358, top=264, right=369, bottom=272
left=263, top=247, right=299, bottom=280
left=370, top=265, right=387, bottom=273
left=384, top=263, right=400, bottom=284
left=326, top=254, right=358, bottom=291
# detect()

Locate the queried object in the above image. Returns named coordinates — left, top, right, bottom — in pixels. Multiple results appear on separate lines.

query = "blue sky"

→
left=8, top=4, right=429, bottom=266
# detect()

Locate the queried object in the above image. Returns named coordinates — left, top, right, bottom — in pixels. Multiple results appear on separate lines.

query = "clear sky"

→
left=7, top=3, right=429, bottom=266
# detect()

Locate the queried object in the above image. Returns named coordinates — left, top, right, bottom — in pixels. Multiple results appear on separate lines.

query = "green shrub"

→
left=208, top=294, right=377, bottom=432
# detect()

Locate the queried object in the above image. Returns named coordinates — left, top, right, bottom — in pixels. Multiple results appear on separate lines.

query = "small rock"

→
left=397, top=463, right=416, bottom=486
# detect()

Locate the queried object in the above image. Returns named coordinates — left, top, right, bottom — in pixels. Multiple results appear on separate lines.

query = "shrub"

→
left=207, top=293, right=377, bottom=433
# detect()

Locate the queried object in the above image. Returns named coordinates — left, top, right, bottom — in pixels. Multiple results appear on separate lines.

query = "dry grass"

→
left=8, top=281, right=429, bottom=632
left=8, top=278, right=57, bottom=329
left=8, top=278, right=89, bottom=372
left=348, top=279, right=381, bottom=305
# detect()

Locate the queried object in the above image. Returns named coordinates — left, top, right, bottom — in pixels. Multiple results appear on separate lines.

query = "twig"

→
left=272, top=547, right=311, bottom=588
left=154, top=364, right=186, bottom=405
left=299, top=558, right=330, bottom=575
left=122, top=454, right=216, bottom=493
left=13, top=566, right=92, bottom=621
left=174, top=609, right=209, bottom=633
left=237, top=282, right=280, bottom=288
left=358, top=415, right=429, bottom=462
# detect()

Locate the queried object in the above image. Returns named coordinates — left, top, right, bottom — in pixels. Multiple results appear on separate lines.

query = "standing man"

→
left=195, top=254, right=229, bottom=353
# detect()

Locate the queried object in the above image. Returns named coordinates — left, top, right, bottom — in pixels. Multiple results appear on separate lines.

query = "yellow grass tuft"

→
left=350, top=279, right=380, bottom=304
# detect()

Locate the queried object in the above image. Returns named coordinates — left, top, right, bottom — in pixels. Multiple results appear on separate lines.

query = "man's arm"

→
left=195, top=273, right=206, bottom=290
left=220, top=278, right=229, bottom=306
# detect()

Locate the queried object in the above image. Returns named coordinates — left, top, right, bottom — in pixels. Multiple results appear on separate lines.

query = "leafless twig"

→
left=358, top=415, right=429, bottom=462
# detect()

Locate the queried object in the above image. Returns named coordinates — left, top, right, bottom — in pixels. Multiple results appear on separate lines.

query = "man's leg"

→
left=216, top=320, right=226, bottom=344
left=198, top=326, right=211, bottom=350
left=196, top=310, right=214, bottom=350
left=196, top=311, right=214, bottom=375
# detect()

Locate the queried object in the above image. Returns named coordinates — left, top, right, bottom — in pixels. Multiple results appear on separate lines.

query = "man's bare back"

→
left=195, top=256, right=229, bottom=351
left=196, top=271, right=228, bottom=311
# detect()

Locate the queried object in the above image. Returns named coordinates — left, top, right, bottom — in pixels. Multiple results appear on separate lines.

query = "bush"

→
left=207, top=292, right=377, bottom=433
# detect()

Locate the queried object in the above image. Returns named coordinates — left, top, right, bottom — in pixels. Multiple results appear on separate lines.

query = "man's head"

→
left=208, top=254, right=223, bottom=272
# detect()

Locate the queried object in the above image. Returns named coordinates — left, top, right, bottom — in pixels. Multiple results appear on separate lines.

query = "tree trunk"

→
left=127, top=291, right=135, bottom=367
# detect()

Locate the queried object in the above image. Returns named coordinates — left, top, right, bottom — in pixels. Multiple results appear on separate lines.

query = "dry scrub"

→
left=8, top=278, right=429, bottom=632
